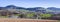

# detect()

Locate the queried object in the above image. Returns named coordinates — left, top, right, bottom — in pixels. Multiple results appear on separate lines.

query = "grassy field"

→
left=0, top=18, right=58, bottom=22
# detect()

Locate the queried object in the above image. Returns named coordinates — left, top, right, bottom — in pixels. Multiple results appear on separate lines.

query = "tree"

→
left=40, top=14, right=52, bottom=19
left=26, top=13, right=35, bottom=18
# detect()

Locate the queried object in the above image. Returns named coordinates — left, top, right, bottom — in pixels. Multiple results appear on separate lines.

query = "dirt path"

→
left=0, top=18, right=58, bottom=22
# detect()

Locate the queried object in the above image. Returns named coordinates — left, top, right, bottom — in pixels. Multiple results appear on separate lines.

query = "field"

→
left=0, top=18, right=58, bottom=22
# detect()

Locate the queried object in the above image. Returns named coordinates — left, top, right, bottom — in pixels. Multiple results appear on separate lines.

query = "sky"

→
left=0, top=0, right=60, bottom=8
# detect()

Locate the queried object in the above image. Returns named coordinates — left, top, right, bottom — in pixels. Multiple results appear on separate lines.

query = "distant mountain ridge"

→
left=47, top=7, right=60, bottom=12
left=0, top=5, right=46, bottom=11
left=0, top=5, right=60, bottom=14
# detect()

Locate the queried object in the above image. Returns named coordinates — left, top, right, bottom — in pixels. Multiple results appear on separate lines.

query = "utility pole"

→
left=35, top=12, right=39, bottom=19
left=36, top=14, right=39, bottom=19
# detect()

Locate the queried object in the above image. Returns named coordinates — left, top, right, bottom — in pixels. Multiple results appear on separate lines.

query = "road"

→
left=0, top=18, right=58, bottom=22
